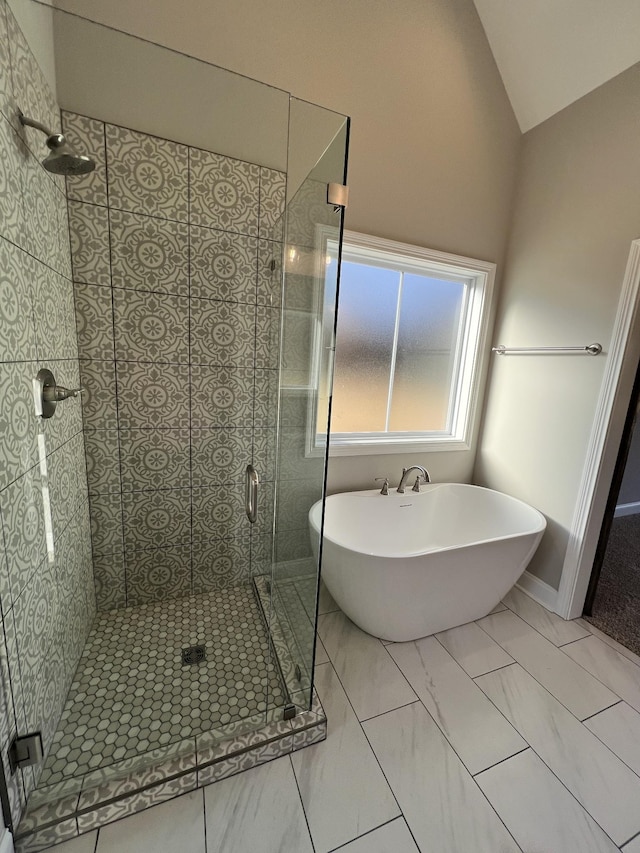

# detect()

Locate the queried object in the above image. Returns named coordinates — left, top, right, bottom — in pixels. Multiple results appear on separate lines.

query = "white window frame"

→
left=309, top=230, right=495, bottom=457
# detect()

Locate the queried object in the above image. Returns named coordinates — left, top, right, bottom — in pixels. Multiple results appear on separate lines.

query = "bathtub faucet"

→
left=397, top=465, right=430, bottom=494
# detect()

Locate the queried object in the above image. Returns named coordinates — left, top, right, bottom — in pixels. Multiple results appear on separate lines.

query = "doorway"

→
left=584, top=356, right=640, bottom=654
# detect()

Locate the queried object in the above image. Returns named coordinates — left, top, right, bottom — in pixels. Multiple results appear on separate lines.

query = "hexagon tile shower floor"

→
left=39, top=587, right=285, bottom=785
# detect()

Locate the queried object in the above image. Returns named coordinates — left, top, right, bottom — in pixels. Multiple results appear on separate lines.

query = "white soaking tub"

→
left=309, top=484, right=546, bottom=642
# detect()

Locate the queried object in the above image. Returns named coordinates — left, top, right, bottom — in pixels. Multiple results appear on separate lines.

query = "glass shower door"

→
left=264, top=101, right=349, bottom=714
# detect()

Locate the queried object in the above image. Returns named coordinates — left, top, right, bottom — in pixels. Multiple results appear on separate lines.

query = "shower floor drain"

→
left=181, top=645, right=206, bottom=665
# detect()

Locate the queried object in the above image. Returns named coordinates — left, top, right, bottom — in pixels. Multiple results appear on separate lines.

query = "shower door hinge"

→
left=9, top=732, right=43, bottom=774
left=327, top=182, right=349, bottom=210
left=283, top=704, right=297, bottom=721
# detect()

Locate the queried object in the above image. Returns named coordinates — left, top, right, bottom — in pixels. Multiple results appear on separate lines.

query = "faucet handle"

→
left=374, top=477, right=390, bottom=496
left=412, top=476, right=421, bottom=493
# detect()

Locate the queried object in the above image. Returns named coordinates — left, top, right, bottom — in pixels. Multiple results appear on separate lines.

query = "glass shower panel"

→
left=267, top=101, right=349, bottom=713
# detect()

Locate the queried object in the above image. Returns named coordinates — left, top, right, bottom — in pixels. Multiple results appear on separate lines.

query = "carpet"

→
left=586, top=513, right=640, bottom=657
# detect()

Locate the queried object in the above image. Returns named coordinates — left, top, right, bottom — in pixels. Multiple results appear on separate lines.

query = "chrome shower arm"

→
left=18, top=111, right=57, bottom=139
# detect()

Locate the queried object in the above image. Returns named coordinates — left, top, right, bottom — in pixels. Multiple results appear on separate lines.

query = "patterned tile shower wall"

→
left=0, top=0, right=95, bottom=828
left=64, top=111, right=286, bottom=610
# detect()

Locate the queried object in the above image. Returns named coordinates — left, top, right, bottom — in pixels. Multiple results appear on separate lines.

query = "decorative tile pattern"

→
left=39, top=586, right=284, bottom=786
left=191, top=486, right=246, bottom=541
left=89, top=493, right=123, bottom=556
left=14, top=817, right=79, bottom=852
left=119, top=429, right=190, bottom=491
left=0, top=237, right=37, bottom=362
left=74, top=282, right=114, bottom=360
left=125, top=545, right=192, bottom=605
left=122, top=489, right=191, bottom=552
left=189, top=147, right=260, bottom=235
left=116, top=362, right=190, bottom=429
left=21, top=152, right=60, bottom=264
left=0, top=360, right=39, bottom=490
left=190, top=297, right=257, bottom=368
left=68, top=200, right=111, bottom=287
left=192, top=538, right=251, bottom=592
left=110, top=210, right=189, bottom=296
left=0, top=2, right=12, bottom=122
left=62, top=110, right=107, bottom=207
left=259, top=167, right=286, bottom=242
left=79, top=360, right=118, bottom=431
left=61, top=111, right=107, bottom=206
left=6, top=2, right=58, bottom=149
left=197, top=734, right=294, bottom=787
left=106, top=125, right=188, bottom=221
left=77, top=772, right=198, bottom=835
left=0, top=116, right=27, bottom=250
left=84, top=430, right=121, bottom=495
left=113, top=289, right=189, bottom=363
left=190, top=365, right=254, bottom=429
left=0, top=463, right=47, bottom=604
left=190, top=428, right=255, bottom=487
left=189, top=226, right=257, bottom=302
left=92, top=553, right=126, bottom=611
left=32, top=265, right=78, bottom=362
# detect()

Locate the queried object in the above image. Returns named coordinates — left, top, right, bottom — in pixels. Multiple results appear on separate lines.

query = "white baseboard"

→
left=0, top=828, right=14, bottom=853
left=516, top=570, right=558, bottom=612
left=614, top=501, right=640, bottom=518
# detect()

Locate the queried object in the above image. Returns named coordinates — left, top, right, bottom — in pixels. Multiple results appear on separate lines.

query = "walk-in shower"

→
left=0, top=5, right=348, bottom=847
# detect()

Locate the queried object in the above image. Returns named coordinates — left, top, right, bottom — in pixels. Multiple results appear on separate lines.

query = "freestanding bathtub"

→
left=308, top=484, right=546, bottom=641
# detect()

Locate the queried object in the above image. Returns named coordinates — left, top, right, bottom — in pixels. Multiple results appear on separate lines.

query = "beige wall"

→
left=52, top=0, right=521, bottom=492
left=475, top=63, right=640, bottom=589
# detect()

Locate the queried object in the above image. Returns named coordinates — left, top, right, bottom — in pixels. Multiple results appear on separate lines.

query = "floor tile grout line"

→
left=432, top=629, right=516, bottom=679
left=313, top=661, right=409, bottom=843
left=325, top=816, right=404, bottom=852
left=580, top=702, right=640, bottom=788
left=580, top=699, right=623, bottom=722
left=556, top=632, right=640, bottom=706
left=495, top=595, right=592, bottom=648
left=623, top=828, right=640, bottom=849
left=472, top=746, right=531, bottom=779
left=475, top=669, right=633, bottom=849
left=287, top=753, right=317, bottom=853
left=201, top=786, right=208, bottom=853
left=474, top=617, right=624, bottom=722
left=384, top=638, right=527, bottom=782
left=331, top=643, right=523, bottom=853
left=358, top=699, right=421, bottom=725
left=579, top=620, right=640, bottom=670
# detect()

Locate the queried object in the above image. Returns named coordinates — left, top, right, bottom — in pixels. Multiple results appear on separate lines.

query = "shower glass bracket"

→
left=327, top=182, right=349, bottom=211
left=9, top=732, right=43, bottom=774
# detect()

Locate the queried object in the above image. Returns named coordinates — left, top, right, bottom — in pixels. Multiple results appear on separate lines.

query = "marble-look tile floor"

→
left=39, top=586, right=285, bottom=786
left=46, top=587, right=640, bottom=852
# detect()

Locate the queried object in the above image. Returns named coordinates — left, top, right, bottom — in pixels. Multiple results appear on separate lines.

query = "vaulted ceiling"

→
left=472, top=0, right=640, bottom=131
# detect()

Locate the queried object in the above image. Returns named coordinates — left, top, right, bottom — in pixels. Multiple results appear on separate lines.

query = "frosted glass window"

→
left=390, top=275, right=464, bottom=432
left=316, top=231, right=494, bottom=454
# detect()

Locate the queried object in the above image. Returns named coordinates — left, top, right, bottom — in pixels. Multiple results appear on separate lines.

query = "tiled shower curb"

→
left=14, top=695, right=326, bottom=852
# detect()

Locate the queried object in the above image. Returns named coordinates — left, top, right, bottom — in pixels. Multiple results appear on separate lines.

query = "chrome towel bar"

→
left=492, top=343, right=602, bottom=356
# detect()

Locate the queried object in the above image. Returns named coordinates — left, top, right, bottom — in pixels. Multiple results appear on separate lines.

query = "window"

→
left=314, top=231, right=495, bottom=455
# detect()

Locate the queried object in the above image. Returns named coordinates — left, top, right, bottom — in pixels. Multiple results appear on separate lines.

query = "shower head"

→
left=19, top=112, right=96, bottom=176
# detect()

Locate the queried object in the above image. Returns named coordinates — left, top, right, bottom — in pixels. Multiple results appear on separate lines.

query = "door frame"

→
left=557, top=239, right=640, bottom=619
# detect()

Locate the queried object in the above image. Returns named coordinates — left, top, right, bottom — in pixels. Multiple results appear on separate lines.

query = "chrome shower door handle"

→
left=245, top=465, right=259, bottom=524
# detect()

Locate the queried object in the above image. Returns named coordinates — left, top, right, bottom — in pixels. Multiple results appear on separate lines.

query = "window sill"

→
left=323, top=438, right=472, bottom=457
